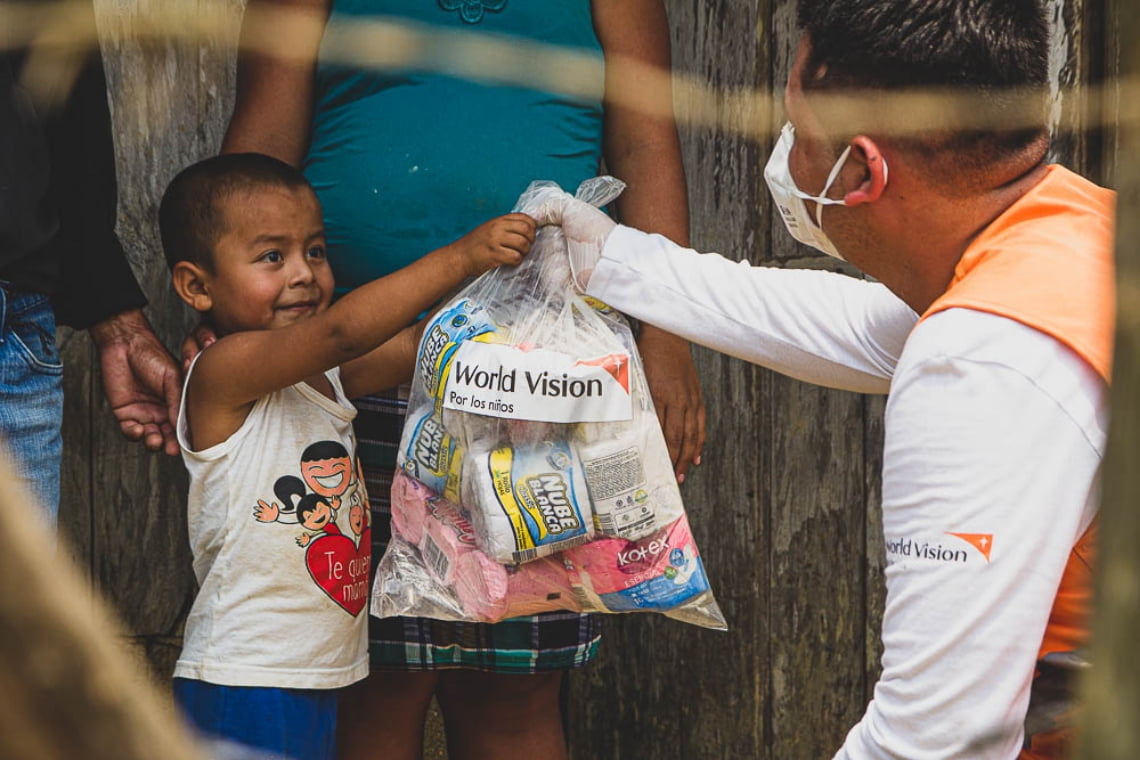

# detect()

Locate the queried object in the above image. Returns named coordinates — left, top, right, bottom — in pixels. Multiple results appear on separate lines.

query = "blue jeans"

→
left=0, top=284, right=63, bottom=528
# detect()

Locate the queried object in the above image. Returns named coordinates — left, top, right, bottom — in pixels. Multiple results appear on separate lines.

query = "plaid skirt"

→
left=356, top=387, right=601, bottom=673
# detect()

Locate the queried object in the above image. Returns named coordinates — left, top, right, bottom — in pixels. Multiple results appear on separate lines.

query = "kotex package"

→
left=375, top=177, right=726, bottom=630
left=561, top=512, right=722, bottom=627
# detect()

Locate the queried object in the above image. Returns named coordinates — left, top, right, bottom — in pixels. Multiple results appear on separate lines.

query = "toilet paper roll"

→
left=417, top=297, right=499, bottom=397
left=399, top=404, right=463, bottom=499
left=463, top=441, right=594, bottom=564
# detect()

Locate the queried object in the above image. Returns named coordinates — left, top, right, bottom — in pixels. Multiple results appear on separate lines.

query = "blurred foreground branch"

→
left=0, top=0, right=1136, bottom=140
left=0, top=452, right=206, bottom=760
left=1075, top=0, right=1140, bottom=758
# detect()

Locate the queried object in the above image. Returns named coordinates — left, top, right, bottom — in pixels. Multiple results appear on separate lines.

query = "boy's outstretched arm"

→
left=182, top=214, right=534, bottom=449
left=339, top=323, right=422, bottom=400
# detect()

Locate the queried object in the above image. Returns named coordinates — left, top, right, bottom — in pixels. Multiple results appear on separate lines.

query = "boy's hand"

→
left=458, top=213, right=536, bottom=277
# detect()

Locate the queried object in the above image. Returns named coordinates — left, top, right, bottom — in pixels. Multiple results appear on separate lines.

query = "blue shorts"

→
left=173, top=678, right=338, bottom=760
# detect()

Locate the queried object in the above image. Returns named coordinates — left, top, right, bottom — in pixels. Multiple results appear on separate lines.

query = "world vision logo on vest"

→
left=885, top=532, right=994, bottom=564
left=946, top=532, right=993, bottom=562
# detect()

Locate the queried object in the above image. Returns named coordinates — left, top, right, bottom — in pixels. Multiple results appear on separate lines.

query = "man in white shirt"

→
left=531, top=1, right=1114, bottom=758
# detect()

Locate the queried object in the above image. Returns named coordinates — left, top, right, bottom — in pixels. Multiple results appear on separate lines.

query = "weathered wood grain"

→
left=58, top=0, right=243, bottom=662
left=1046, top=0, right=1103, bottom=178
left=765, top=2, right=884, bottom=755
left=569, top=1, right=771, bottom=757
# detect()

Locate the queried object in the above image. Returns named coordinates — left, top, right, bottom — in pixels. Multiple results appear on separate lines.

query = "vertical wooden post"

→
left=1075, top=1, right=1140, bottom=758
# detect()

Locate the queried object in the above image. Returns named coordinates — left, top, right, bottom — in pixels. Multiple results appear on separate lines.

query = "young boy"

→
left=158, top=153, right=534, bottom=760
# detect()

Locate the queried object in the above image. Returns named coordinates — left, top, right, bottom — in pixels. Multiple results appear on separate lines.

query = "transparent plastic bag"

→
left=371, top=178, right=726, bottom=630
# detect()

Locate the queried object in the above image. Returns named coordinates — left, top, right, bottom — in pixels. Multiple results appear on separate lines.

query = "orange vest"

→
left=923, top=164, right=1115, bottom=759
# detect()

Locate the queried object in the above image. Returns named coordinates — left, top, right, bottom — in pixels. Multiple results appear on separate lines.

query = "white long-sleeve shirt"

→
left=588, top=225, right=1105, bottom=759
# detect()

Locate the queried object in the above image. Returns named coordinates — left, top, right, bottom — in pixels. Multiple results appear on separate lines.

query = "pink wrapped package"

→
left=419, top=493, right=480, bottom=586
left=394, top=472, right=582, bottom=621
left=390, top=471, right=430, bottom=546
left=500, top=557, right=581, bottom=619
left=453, top=554, right=581, bottom=621
left=563, top=513, right=714, bottom=614
left=454, top=553, right=580, bottom=621
left=383, top=464, right=720, bottom=626
left=453, top=551, right=510, bottom=620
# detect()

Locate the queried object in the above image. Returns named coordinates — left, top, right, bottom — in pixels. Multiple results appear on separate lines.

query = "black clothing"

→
left=1, top=4, right=146, bottom=330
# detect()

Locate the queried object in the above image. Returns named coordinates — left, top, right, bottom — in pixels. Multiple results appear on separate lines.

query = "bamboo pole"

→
left=0, top=453, right=207, bottom=760
left=1075, top=1, right=1140, bottom=758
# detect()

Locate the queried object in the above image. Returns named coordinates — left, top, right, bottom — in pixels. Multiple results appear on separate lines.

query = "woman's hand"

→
left=637, top=324, right=705, bottom=482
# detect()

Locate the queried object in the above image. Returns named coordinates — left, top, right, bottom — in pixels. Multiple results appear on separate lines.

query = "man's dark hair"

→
left=158, top=152, right=312, bottom=271
left=796, top=0, right=1049, bottom=167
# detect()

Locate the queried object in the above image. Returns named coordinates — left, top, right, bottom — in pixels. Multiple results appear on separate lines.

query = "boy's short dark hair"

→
left=796, top=0, right=1049, bottom=170
left=158, top=153, right=313, bottom=271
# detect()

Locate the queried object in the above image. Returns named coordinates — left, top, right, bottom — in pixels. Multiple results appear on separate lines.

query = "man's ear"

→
left=842, top=135, right=888, bottom=206
left=171, top=261, right=214, bottom=313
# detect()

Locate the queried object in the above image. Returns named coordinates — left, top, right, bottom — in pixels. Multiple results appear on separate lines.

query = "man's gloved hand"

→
left=528, top=191, right=616, bottom=290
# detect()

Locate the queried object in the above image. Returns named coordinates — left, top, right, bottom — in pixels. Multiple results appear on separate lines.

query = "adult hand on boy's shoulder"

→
left=89, top=309, right=182, bottom=456
left=181, top=321, right=218, bottom=373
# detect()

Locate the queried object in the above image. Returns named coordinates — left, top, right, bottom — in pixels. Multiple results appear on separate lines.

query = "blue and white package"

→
left=462, top=440, right=594, bottom=564
left=400, top=405, right=462, bottom=500
left=416, top=298, right=498, bottom=400
left=562, top=513, right=713, bottom=613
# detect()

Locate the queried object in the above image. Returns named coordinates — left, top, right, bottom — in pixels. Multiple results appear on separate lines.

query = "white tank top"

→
left=174, top=357, right=370, bottom=689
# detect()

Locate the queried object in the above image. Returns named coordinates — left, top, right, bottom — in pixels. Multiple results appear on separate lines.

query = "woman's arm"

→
left=593, top=0, right=705, bottom=481
left=221, top=0, right=331, bottom=165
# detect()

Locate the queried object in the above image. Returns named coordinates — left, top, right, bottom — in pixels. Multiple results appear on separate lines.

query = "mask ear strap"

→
left=814, top=145, right=852, bottom=226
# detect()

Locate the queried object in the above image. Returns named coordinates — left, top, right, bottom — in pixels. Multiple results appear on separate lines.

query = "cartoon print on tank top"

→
left=252, top=441, right=372, bottom=616
left=438, top=0, right=505, bottom=24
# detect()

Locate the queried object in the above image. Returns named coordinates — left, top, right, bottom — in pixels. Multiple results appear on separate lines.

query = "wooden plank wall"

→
left=59, top=0, right=243, bottom=680
left=54, top=0, right=1107, bottom=757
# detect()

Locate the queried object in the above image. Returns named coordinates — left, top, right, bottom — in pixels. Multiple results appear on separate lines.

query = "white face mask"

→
left=764, top=122, right=873, bottom=261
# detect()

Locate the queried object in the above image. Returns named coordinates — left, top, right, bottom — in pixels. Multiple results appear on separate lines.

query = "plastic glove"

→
left=528, top=191, right=616, bottom=291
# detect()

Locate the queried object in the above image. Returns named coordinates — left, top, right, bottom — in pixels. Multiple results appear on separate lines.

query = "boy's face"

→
left=204, top=185, right=333, bottom=333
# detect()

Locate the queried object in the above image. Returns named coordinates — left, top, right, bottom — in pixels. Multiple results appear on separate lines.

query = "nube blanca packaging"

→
left=372, top=178, right=727, bottom=631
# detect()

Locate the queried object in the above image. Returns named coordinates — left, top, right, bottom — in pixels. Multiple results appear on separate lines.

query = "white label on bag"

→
left=442, top=342, right=632, bottom=423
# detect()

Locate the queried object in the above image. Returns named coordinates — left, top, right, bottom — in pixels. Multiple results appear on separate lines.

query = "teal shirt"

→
left=305, top=0, right=604, bottom=293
